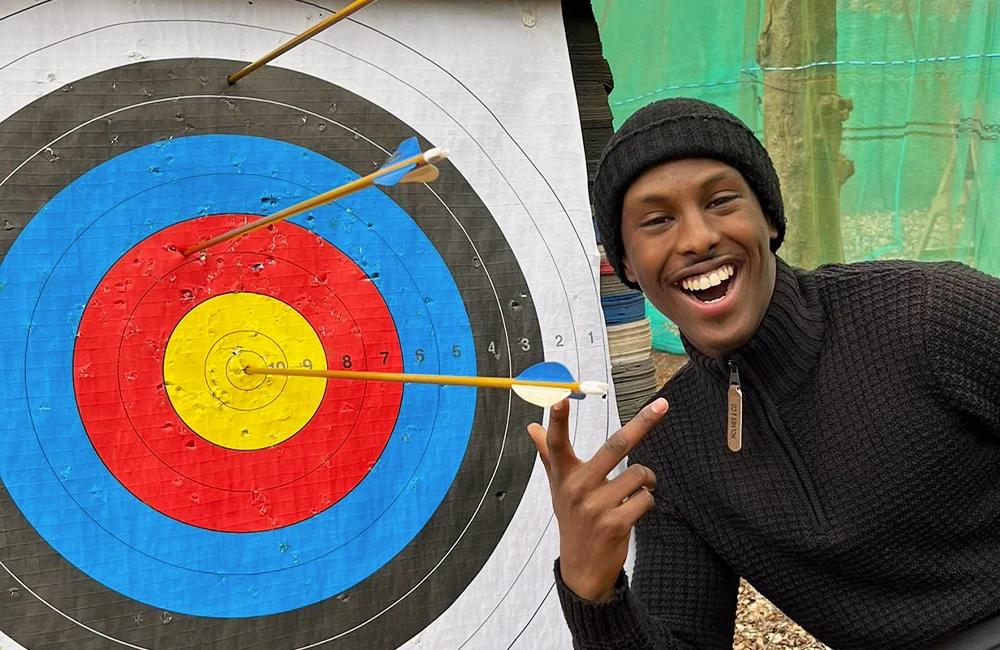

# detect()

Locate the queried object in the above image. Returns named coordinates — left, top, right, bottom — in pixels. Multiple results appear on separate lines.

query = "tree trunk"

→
left=756, top=0, right=853, bottom=268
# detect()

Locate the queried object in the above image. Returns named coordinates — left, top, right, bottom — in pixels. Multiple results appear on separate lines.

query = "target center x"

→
left=163, top=292, right=328, bottom=450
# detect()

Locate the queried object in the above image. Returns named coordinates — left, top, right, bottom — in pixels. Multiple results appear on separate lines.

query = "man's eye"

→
left=640, top=214, right=673, bottom=227
left=708, top=195, right=738, bottom=209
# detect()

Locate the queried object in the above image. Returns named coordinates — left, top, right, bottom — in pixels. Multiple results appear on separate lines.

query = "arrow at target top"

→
left=228, top=0, right=382, bottom=84
left=181, top=137, right=446, bottom=256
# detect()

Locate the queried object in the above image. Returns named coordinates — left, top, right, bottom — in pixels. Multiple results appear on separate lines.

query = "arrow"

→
left=228, top=0, right=381, bottom=84
left=243, top=361, right=608, bottom=408
left=372, top=137, right=435, bottom=186
left=182, top=138, right=446, bottom=256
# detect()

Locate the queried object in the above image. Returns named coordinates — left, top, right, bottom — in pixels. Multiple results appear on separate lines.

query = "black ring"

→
left=0, top=58, right=543, bottom=650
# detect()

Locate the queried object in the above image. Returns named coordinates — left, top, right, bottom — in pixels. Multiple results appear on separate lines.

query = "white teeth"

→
left=681, top=264, right=735, bottom=292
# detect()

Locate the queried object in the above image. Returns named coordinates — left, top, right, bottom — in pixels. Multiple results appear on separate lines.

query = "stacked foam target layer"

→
left=599, top=246, right=658, bottom=422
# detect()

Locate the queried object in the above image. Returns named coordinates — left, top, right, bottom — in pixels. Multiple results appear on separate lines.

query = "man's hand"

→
left=527, top=397, right=668, bottom=601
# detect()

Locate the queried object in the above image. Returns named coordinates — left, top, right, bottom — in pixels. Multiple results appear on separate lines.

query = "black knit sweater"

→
left=556, top=258, right=1000, bottom=649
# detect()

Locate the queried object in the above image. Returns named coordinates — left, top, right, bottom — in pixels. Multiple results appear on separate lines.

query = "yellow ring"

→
left=163, top=293, right=328, bottom=450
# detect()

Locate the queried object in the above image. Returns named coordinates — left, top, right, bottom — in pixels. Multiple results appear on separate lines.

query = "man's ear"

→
left=768, top=220, right=778, bottom=241
left=622, top=253, right=637, bottom=285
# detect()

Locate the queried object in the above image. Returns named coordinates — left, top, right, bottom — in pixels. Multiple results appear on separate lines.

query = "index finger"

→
left=587, top=397, right=668, bottom=478
left=543, top=399, right=580, bottom=478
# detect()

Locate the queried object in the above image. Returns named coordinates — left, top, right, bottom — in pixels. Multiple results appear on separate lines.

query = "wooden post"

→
left=756, top=0, right=853, bottom=268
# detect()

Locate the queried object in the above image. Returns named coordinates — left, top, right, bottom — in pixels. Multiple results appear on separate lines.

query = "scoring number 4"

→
left=488, top=339, right=530, bottom=355
left=335, top=334, right=597, bottom=369
left=485, top=332, right=595, bottom=356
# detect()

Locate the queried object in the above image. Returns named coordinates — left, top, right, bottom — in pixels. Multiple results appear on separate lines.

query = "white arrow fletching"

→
left=578, top=381, right=609, bottom=396
left=424, top=147, right=449, bottom=164
left=511, top=384, right=572, bottom=408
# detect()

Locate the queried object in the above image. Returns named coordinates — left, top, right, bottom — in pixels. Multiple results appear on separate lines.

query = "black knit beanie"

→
left=594, top=98, right=785, bottom=289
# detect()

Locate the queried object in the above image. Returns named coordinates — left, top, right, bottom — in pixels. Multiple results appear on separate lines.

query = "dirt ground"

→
left=651, top=353, right=830, bottom=650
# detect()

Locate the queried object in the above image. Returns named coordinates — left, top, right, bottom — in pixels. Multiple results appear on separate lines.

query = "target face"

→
left=0, top=3, right=614, bottom=649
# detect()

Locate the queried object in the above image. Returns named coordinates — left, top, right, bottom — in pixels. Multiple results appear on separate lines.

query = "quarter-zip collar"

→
left=682, top=257, right=826, bottom=397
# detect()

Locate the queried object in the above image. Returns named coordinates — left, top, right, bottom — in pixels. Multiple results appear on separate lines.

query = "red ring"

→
left=73, top=216, right=404, bottom=532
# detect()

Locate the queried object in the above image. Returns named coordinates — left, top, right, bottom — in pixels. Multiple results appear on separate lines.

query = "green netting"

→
left=591, top=0, right=999, bottom=277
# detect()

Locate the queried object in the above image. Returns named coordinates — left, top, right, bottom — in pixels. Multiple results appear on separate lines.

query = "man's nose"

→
left=675, top=209, right=721, bottom=257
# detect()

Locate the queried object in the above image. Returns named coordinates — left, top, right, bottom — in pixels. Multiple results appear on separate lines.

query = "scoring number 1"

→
left=552, top=332, right=596, bottom=347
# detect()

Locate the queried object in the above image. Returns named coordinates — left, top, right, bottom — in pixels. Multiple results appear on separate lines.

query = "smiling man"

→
left=527, top=98, right=1000, bottom=649
left=619, top=157, right=777, bottom=362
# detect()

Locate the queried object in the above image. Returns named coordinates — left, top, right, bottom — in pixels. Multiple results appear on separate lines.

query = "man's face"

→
left=620, top=158, right=777, bottom=359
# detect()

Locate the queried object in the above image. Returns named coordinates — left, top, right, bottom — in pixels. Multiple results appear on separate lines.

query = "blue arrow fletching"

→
left=516, top=362, right=575, bottom=384
left=374, top=137, right=421, bottom=187
left=512, top=362, right=576, bottom=407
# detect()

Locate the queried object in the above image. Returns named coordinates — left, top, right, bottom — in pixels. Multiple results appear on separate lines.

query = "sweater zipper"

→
left=728, top=361, right=828, bottom=528
left=727, top=362, right=743, bottom=452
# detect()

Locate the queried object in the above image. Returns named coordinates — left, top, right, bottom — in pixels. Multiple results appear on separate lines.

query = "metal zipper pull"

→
left=727, top=361, right=743, bottom=452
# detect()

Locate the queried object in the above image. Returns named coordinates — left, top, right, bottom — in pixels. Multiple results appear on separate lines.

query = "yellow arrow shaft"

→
left=229, top=0, right=380, bottom=84
left=245, top=366, right=581, bottom=392
left=182, top=152, right=427, bottom=256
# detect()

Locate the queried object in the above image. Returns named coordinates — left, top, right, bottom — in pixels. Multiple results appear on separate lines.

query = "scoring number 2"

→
left=333, top=333, right=598, bottom=370
left=484, top=332, right=595, bottom=357
left=552, top=331, right=597, bottom=348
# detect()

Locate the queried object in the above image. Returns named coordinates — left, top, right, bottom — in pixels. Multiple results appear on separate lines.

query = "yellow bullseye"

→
left=163, top=293, right=327, bottom=450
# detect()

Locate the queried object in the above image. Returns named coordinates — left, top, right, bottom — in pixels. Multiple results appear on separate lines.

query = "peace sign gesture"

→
left=527, top=397, right=668, bottom=601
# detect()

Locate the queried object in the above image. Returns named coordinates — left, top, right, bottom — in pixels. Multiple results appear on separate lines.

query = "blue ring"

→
left=0, top=135, right=477, bottom=617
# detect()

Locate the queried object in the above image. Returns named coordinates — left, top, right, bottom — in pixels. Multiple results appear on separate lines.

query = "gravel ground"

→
left=650, top=352, right=831, bottom=650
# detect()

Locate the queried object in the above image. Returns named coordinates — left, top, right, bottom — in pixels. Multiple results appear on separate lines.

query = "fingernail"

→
left=551, top=400, right=565, bottom=413
left=649, top=398, right=667, bottom=414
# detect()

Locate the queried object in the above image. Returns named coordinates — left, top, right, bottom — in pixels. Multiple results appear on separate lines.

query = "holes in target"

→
left=0, top=58, right=545, bottom=647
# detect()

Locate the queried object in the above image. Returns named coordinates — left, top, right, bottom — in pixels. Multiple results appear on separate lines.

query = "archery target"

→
left=0, top=2, right=616, bottom=649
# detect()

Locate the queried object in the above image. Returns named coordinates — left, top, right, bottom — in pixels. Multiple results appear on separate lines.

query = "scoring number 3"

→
left=331, top=333, right=596, bottom=370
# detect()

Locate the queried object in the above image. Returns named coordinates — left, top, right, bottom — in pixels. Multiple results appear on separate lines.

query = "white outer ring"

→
left=0, top=1, right=619, bottom=648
